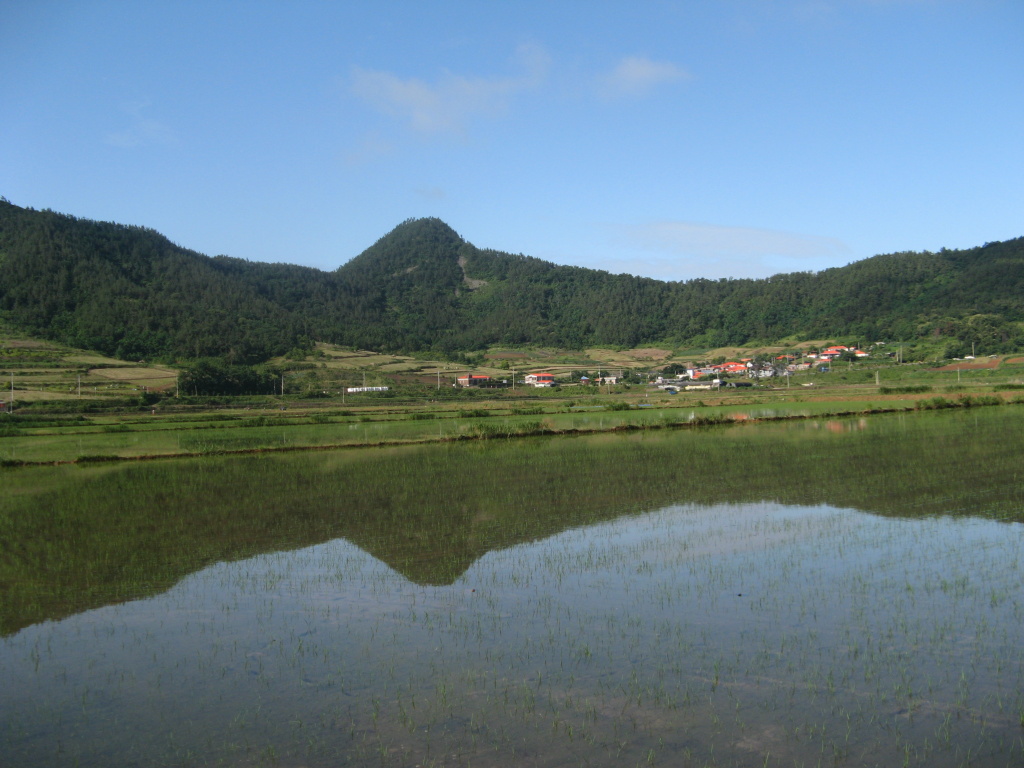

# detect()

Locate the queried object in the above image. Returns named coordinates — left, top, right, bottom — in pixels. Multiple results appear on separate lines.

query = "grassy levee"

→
left=2, top=406, right=1022, bottom=636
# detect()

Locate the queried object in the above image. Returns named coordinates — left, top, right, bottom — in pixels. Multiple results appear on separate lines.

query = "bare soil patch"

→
left=932, top=360, right=999, bottom=371
left=586, top=348, right=673, bottom=362
left=705, top=346, right=793, bottom=359
left=63, top=353, right=125, bottom=365
left=5, top=339, right=49, bottom=348
left=620, top=348, right=673, bottom=360
left=92, top=367, right=177, bottom=381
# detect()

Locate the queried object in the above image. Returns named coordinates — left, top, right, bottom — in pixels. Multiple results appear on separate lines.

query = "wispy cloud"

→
left=105, top=100, right=176, bottom=148
left=619, top=220, right=852, bottom=280
left=351, top=44, right=549, bottom=136
left=600, top=56, right=690, bottom=98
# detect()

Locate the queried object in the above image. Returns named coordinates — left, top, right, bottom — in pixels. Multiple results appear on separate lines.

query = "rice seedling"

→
left=0, top=408, right=1022, bottom=766
left=9, top=389, right=1009, bottom=464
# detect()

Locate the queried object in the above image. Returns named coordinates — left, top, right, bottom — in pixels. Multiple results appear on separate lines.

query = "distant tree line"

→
left=177, top=359, right=280, bottom=397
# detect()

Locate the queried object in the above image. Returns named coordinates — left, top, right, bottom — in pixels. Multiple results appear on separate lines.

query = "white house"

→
left=524, top=372, right=556, bottom=387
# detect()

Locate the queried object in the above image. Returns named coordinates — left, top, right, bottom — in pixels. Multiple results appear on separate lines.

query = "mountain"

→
left=1, top=199, right=1022, bottom=361
left=0, top=201, right=310, bottom=361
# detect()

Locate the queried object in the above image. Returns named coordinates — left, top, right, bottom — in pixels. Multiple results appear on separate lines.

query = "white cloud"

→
left=105, top=100, right=176, bottom=148
left=351, top=44, right=549, bottom=136
left=619, top=220, right=852, bottom=280
left=600, top=56, right=690, bottom=98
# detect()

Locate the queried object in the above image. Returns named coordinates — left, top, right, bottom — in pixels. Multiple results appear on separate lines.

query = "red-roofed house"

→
left=457, top=374, right=491, bottom=387
left=525, top=372, right=556, bottom=387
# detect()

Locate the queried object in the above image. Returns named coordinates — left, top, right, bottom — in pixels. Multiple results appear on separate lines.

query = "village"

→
left=453, top=345, right=872, bottom=390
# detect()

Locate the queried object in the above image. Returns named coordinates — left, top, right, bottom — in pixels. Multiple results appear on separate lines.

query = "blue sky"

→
left=2, top=1, right=1021, bottom=281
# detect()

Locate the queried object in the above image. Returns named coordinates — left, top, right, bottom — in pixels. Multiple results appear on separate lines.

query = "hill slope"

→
left=1, top=200, right=1021, bottom=360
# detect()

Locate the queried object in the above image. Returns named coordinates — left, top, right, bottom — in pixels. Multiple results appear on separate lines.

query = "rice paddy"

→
left=1, top=408, right=1022, bottom=766
left=3, top=393, right=1020, bottom=465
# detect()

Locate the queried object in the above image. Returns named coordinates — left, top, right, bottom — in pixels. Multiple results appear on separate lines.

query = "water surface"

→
left=2, top=408, right=1022, bottom=766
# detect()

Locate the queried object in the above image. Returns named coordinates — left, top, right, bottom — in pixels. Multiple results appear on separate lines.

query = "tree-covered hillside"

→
left=0, top=202, right=309, bottom=361
left=1, top=199, right=1021, bottom=361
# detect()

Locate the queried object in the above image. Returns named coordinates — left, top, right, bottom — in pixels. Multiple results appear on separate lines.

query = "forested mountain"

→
left=1, top=199, right=1022, bottom=361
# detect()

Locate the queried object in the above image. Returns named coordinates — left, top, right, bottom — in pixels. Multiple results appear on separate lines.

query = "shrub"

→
left=916, top=397, right=953, bottom=410
left=604, top=401, right=634, bottom=411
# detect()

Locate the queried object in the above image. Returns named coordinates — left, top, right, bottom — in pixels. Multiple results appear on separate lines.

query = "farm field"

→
left=5, top=334, right=1024, bottom=409
left=4, top=389, right=1024, bottom=465
left=5, top=326, right=1024, bottom=465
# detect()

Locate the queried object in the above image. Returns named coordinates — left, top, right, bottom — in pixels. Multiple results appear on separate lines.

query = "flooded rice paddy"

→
left=0, top=396, right=924, bottom=464
left=1, top=408, right=1023, bottom=767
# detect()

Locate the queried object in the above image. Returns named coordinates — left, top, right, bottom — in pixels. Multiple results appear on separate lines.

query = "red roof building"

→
left=525, top=372, right=556, bottom=387
left=457, top=374, right=491, bottom=387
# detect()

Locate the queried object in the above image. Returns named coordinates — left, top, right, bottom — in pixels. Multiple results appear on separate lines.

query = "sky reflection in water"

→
left=2, top=498, right=1022, bottom=768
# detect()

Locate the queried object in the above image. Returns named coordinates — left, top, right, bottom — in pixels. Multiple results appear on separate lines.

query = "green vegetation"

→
left=879, top=384, right=932, bottom=394
left=177, top=358, right=280, bottom=396
left=3, top=201, right=1022, bottom=362
left=4, top=339, right=1024, bottom=466
left=6, top=387, right=1023, bottom=465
